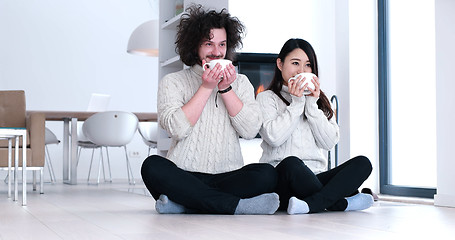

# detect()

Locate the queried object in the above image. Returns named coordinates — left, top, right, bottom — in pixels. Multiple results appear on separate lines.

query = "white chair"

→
left=82, top=111, right=138, bottom=185
left=138, top=122, right=158, bottom=156
left=44, top=127, right=59, bottom=183
left=76, top=125, right=102, bottom=177
left=76, top=93, right=110, bottom=180
left=77, top=93, right=111, bottom=142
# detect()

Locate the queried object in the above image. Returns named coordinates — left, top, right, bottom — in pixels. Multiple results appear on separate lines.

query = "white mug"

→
left=288, top=73, right=316, bottom=95
left=203, top=59, right=232, bottom=70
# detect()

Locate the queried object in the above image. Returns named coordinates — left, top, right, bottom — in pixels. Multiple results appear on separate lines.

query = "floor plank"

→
left=1, top=181, right=454, bottom=240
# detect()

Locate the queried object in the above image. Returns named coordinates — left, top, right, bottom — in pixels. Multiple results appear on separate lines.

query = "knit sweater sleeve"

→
left=157, top=71, right=193, bottom=140
left=304, top=96, right=339, bottom=150
left=228, top=74, right=262, bottom=140
left=257, top=90, right=305, bottom=147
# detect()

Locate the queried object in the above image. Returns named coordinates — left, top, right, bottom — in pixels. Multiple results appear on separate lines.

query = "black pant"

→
left=141, top=155, right=277, bottom=214
left=275, top=155, right=372, bottom=213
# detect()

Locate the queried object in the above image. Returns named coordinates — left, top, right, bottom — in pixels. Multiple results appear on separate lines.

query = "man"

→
left=141, top=4, right=279, bottom=214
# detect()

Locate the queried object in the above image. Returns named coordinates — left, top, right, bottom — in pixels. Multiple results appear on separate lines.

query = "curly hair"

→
left=267, top=38, right=334, bottom=120
left=175, top=4, right=246, bottom=66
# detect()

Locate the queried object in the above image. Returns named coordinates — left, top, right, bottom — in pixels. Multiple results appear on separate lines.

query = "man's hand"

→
left=201, top=59, right=223, bottom=90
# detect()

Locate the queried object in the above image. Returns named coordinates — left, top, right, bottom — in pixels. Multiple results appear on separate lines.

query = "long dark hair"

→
left=175, top=4, right=245, bottom=66
left=267, top=38, right=334, bottom=120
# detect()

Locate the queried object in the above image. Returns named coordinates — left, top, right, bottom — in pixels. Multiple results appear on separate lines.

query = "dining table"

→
left=27, top=110, right=157, bottom=185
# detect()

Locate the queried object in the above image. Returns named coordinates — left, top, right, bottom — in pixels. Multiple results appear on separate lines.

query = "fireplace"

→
left=234, top=53, right=278, bottom=97
left=234, top=53, right=278, bottom=138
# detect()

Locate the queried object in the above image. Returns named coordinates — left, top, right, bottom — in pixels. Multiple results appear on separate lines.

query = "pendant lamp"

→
left=127, top=20, right=159, bottom=56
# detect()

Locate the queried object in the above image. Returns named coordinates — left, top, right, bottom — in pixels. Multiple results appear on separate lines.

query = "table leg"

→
left=63, top=118, right=70, bottom=183
left=63, top=118, right=78, bottom=184
left=69, top=118, right=78, bottom=184
left=22, top=132, right=27, bottom=206
left=14, top=136, right=19, bottom=201
left=7, top=138, right=12, bottom=198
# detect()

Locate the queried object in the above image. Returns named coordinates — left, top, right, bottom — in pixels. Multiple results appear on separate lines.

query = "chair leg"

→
left=4, top=173, right=9, bottom=184
left=105, top=147, right=112, bottom=182
left=87, top=148, right=96, bottom=184
left=77, top=147, right=82, bottom=167
left=40, top=167, right=44, bottom=194
left=33, top=170, right=37, bottom=191
left=96, top=148, right=102, bottom=184
left=123, top=146, right=135, bottom=185
left=45, top=145, right=56, bottom=183
left=45, top=147, right=53, bottom=182
left=100, top=148, right=106, bottom=182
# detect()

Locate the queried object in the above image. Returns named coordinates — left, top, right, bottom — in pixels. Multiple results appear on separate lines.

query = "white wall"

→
left=0, top=0, right=160, bottom=182
left=434, top=0, right=455, bottom=207
left=335, top=0, right=351, bottom=173
left=348, top=0, right=379, bottom=193
left=230, top=0, right=380, bottom=192
left=230, top=0, right=337, bottom=97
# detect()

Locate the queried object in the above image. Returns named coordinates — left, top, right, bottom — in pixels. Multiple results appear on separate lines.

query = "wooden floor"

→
left=1, top=181, right=454, bottom=240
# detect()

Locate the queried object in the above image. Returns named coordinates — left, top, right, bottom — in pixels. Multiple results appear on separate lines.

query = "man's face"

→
left=198, top=28, right=227, bottom=63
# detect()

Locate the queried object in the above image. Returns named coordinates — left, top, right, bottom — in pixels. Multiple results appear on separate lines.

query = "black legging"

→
left=141, top=155, right=277, bottom=214
left=275, top=155, right=372, bottom=213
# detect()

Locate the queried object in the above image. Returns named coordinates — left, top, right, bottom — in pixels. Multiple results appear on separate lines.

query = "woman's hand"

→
left=218, top=63, right=237, bottom=90
left=288, top=75, right=306, bottom=97
left=201, top=59, right=223, bottom=90
left=306, top=75, right=320, bottom=98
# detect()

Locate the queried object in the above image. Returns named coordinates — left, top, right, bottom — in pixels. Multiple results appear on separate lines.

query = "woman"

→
left=256, top=38, right=373, bottom=214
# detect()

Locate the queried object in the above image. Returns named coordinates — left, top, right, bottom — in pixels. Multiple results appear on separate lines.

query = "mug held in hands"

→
left=203, top=59, right=232, bottom=71
left=288, top=73, right=317, bottom=95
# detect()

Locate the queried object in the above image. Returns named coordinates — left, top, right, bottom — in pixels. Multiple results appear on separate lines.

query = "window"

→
left=378, top=0, right=436, bottom=198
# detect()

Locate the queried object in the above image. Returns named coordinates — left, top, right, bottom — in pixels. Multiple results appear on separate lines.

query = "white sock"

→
left=287, top=197, right=310, bottom=214
left=234, top=193, right=280, bottom=215
left=155, top=194, right=186, bottom=214
left=345, top=193, right=374, bottom=211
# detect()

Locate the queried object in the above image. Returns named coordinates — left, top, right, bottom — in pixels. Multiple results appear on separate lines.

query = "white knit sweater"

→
left=157, top=65, right=262, bottom=174
left=257, top=86, right=339, bottom=174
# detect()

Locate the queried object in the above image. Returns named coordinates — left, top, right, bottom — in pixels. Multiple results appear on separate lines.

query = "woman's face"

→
left=277, top=48, right=312, bottom=86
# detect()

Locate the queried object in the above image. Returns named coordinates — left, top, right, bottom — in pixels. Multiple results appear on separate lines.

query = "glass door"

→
left=379, top=0, right=437, bottom=198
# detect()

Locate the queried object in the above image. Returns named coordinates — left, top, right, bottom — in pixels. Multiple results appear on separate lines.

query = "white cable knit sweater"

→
left=257, top=86, right=339, bottom=174
left=157, top=65, right=262, bottom=174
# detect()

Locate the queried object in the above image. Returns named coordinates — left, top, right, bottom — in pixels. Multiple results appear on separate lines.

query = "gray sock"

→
left=345, top=193, right=374, bottom=211
left=155, top=194, right=186, bottom=214
left=287, top=196, right=310, bottom=214
left=234, top=193, right=280, bottom=215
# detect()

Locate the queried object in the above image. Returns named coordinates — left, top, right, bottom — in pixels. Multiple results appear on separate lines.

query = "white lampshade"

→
left=127, top=20, right=159, bottom=56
